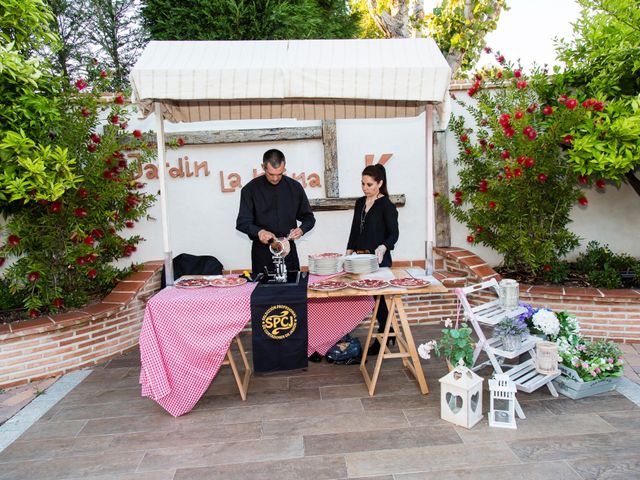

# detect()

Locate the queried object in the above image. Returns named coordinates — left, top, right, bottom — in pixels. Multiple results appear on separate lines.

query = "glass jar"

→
left=499, top=279, right=519, bottom=310
left=501, top=334, right=522, bottom=352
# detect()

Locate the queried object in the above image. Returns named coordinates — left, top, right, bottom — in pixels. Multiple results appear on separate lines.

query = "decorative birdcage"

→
left=535, top=341, right=560, bottom=375
left=498, top=279, right=519, bottom=310
left=439, top=362, right=483, bottom=429
left=488, top=374, right=517, bottom=429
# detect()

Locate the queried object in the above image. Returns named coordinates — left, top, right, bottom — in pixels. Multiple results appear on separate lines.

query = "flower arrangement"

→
left=493, top=316, right=529, bottom=339
left=531, top=309, right=561, bottom=337
left=519, top=304, right=623, bottom=381
left=418, top=319, right=475, bottom=368
left=518, top=304, right=559, bottom=338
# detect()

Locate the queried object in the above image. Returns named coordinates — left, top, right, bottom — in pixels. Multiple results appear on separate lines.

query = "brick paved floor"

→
left=1, top=324, right=639, bottom=479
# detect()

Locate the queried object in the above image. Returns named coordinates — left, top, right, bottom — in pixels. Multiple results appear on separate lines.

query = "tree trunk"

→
left=365, top=0, right=424, bottom=38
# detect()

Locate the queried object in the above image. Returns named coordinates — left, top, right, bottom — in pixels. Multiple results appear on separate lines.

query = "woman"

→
left=346, top=164, right=399, bottom=355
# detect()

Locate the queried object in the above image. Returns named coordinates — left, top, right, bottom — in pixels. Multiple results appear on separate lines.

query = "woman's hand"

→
left=375, top=245, right=387, bottom=264
left=345, top=249, right=354, bottom=256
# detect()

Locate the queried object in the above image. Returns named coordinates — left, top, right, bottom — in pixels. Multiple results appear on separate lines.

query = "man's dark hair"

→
left=263, top=149, right=286, bottom=168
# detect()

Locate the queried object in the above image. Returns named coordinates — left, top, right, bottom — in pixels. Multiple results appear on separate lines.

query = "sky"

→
left=475, top=0, right=582, bottom=70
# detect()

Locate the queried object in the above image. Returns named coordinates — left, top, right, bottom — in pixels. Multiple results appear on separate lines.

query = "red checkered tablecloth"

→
left=139, top=276, right=374, bottom=417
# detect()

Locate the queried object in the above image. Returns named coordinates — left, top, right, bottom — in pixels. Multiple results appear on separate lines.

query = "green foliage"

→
left=424, top=0, right=507, bottom=74
left=555, top=311, right=624, bottom=381
left=0, top=0, right=78, bottom=208
left=0, top=131, right=78, bottom=204
left=541, top=260, right=570, bottom=284
left=567, top=95, right=640, bottom=182
left=0, top=0, right=156, bottom=318
left=555, top=0, right=640, bottom=99
left=0, top=0, right=59, bottom=52
left=433, top=322, right=475, bottom=367
left=575, top=241, right=640, bottom=288
left=443, top=62, right=602, bottom=275
left=142, top=0, right=361, bottom=41
left=554, top=0, right=640, bottom=187
left=0, top=78, right=156, bottom=316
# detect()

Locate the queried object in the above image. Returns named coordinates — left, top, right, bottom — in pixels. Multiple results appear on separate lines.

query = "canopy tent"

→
left=130, top=38, right=452, bottom=283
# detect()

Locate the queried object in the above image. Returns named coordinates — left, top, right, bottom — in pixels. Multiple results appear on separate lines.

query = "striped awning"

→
left=130, top=39, right=451, bottom=122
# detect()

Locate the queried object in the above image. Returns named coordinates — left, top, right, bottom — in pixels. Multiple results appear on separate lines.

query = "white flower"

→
left=532, top=309, right=560, bottom=336
left=567, top=315, right=581, bottom=334
left=444, top=318, right=453, bottom=328
left=418, top=341, right=436, bottom=360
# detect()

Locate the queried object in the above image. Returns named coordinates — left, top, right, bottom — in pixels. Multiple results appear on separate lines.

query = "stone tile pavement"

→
left=0, top=325, right=639, bottom=479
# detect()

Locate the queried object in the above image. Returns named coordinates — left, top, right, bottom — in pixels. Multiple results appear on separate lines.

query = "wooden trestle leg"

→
left=360, top=294, right=429, bottom=396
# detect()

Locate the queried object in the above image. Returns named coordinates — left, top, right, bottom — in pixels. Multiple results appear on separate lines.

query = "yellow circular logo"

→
left=262, top=305, right=297, bottom=340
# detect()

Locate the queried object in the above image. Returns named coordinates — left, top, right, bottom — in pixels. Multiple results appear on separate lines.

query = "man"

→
left=236, top=149, right=316, bottom=274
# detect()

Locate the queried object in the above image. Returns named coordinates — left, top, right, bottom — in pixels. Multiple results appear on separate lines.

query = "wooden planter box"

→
left=553, top=364, right=621, bottom=400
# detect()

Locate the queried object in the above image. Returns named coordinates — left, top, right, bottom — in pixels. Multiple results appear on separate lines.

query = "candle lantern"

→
left=488, top=374, right=517, bottom=429
left=439, top=363, right=483, bottom=429
left=536, top=341, right=560, bottom=375
left=498, top=279, right=519, bottom=310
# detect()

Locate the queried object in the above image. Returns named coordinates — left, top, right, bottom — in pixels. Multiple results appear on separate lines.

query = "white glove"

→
left=375, top=245, right=387, bottom=264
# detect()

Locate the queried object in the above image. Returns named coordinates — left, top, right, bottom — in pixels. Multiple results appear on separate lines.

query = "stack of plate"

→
left=308, top=253, right=342, bottom=275
left=343, top=254, right=378, bottom=274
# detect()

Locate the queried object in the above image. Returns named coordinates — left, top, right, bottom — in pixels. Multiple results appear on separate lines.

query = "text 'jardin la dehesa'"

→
left=130, top=154, right=322, bottom=192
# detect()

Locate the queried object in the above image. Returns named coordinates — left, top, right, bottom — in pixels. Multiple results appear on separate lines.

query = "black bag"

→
left=161, top=253, right=224, bottom=288
left=325, top=334, right=362, bottom=365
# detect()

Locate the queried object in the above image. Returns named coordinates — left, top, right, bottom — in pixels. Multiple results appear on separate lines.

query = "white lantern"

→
left=439, top=363, right=483, bottom=429
left=488, top=374, right=518, bottom=429
left=498, top=279, right=519, bottom=310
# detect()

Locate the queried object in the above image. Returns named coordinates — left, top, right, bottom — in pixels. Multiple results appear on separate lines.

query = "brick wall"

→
left=435, top=247, right=640, bottom=343
left=0, top=262, right=162, bottom=389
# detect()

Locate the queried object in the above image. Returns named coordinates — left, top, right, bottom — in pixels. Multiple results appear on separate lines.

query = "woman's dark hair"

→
left=362, top=164, right=389, bottom=196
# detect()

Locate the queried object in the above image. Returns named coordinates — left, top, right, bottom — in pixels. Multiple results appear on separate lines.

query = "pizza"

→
left=308, top=280, right=348, bottom=291
left=175, top=278, right=211, bottom=288
left=209, top=277, right=248, bottom=288
left=349, top=279, right=389, bottom=290
left=389, top=278, right=431, bottom=289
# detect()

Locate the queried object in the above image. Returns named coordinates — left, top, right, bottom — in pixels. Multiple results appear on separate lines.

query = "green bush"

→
left=576, top=241, right=640, bottom=288
left=443, top=58, right=603, bottom=277
left=0, top=72, right=155, bottom=319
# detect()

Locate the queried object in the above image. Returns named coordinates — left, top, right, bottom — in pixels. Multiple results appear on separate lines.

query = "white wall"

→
left=123, top=112, right=428, bottom=271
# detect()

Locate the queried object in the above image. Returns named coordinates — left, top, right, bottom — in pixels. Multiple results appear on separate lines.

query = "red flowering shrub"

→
left=0, top=72, right=155, bottom=318
left=444, top=57, right=606, bottom=277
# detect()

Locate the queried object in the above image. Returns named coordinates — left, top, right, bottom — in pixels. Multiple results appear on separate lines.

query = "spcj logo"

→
left=262, top=305, right=297, bottom=340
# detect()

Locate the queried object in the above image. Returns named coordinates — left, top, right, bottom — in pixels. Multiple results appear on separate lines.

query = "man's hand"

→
left=375, top=245, right=387, bottom=264
left=287, top=227, right=304, bottom=241
left=258, top=229, right=275, bottom=244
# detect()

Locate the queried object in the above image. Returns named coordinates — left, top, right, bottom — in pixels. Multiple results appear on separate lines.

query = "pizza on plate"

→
left=308, top=280, right=348, bottom=291
left=175, top=278, right=211, bottom=288
left=209, top=277, right=248, bottom=288
left=389, top=278, right=431, bottom=288
left=349, top=279, right=389, bottom=290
